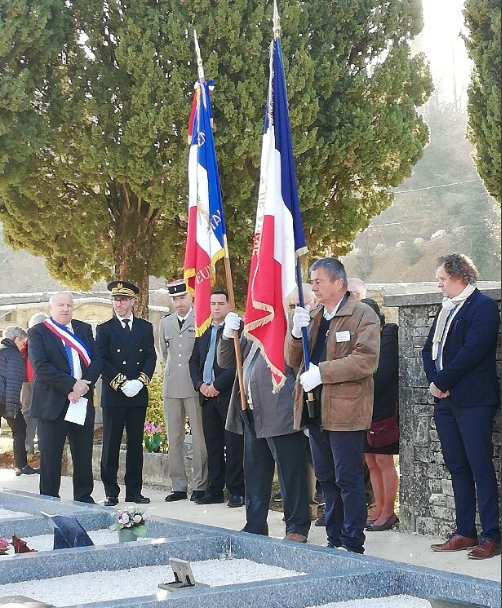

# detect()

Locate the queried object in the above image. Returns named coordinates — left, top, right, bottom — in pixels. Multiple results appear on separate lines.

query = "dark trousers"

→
left=37, top=404, right=95, bottom=503
left=309, top=423, right=367, bottom=553
left=201, top=396, right=244, bottom=495
left=243, top=411, right=310, bottom=537
left=101, top=406, right=147, bottom=498
left=0, top=409, right=27, bottom=469
left=21, top=382, right=37, bottom=452
left=434, top=399, right=500, bottom=542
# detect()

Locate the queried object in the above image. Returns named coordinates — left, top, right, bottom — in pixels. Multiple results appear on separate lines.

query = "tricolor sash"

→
left=43, top=318, right=92, bottom=368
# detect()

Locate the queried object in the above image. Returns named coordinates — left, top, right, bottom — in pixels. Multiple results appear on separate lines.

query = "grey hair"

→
left=49, top=292, right=74, bottom=306
left=28, top=312, right=48, bottom=328
left=309, top=257, right=348, bottom=288
left=5, top=326, right=27, bottom=341
left=347, top=277, right=367, bottom=298
left=437, top=254, right=479, bottom=285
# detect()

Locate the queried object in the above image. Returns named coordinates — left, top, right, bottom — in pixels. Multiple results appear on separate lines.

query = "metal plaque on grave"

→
left=158, top=558, right=208, bottom=591
left=0, top=596, right=54, bottom=607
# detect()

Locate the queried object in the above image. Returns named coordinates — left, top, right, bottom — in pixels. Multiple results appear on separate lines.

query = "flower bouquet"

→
left=109, top=507, right=148, bottom=542
left=0, top=537, right=11, bottom=556
left=143, top=421, right=163, bottom=453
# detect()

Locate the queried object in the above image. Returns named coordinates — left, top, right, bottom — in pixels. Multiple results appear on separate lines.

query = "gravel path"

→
left=0, top=559, right=303, bottom=606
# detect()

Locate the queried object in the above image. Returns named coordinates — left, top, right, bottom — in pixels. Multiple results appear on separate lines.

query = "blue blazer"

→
left=28, top=320, right=102, bottom=420
left=422, top=289, right=500, bottom=408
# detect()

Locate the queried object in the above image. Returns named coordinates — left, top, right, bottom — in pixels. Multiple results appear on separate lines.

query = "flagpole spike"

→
left=273, top=0, right=281, bottom=39
left=193, top=29, right=205, bottom=82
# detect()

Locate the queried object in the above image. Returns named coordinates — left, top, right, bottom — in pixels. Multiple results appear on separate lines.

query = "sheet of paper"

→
left=64, top=397, right=87, bottom=425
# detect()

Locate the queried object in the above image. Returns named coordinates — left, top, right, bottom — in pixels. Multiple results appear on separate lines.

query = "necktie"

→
left=123, top=319, right=131, bottom=334
left=178, top=318, right=185, bottom=330
left=203, top=325, right=221, bottom=385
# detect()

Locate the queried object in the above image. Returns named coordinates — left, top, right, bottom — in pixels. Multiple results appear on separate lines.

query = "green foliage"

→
left=0, top=0, right=432, bottom=304
left=463, top=0, right=501, bottom=204
left=145, top=369, right=168, bottom=452
left=402, top=239, right=422, bottom=265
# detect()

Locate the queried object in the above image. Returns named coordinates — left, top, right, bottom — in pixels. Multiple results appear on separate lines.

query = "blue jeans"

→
left=309, top=423, right=366, bottom=553
left=434, top=399, right=500, bottom=542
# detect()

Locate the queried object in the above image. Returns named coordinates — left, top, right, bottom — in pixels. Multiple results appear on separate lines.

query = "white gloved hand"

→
left=120, top=380, right=134, bottom=397
left=127, top=379, right=144, bottom=397
left=223, top=311, right=241, bottom=339
left=300, top=363, right=322, bottom=392
left=292, top=306, right=311, bottom=338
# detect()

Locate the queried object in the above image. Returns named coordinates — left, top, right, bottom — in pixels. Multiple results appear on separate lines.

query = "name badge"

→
left=335, top=331, right=350, bottom=342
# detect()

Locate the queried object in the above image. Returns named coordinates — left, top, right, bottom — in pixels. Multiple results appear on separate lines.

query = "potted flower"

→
left=143, top=421, right=163, bottom=453
left=0, top=537, right=10, bottom=556
left=109, top=507, right=148, bottom=543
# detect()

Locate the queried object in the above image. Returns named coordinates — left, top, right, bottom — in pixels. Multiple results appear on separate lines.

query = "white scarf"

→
left=432, top=283, right=476, bottom=362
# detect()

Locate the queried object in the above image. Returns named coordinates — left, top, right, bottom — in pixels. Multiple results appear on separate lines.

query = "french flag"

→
left=184, top=80, right=227, bottom=336
left=244, top=17, right=307, bottom=391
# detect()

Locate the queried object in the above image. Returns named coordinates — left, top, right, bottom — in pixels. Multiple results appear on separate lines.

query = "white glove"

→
left=121, top=379, right=143, bottom=397
left=292, top=306, right=311, bottom=338
left=300, top=363, right=322, bottom=392
left=223, top=311, right=241, bottom=339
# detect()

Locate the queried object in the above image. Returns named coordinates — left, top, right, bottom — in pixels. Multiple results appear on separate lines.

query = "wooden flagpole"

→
left=193, top=31, right=248, bottom=411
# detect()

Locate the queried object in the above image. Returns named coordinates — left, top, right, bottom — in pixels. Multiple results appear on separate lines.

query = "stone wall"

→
left=385, top=288, right=501, bottom=538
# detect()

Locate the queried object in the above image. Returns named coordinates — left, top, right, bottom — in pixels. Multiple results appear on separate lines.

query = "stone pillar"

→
left=385, top=288, right=501, bottom=537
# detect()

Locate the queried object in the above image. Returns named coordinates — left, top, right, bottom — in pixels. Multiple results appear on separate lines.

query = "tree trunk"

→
left=113, top=187, right=157, bottom=319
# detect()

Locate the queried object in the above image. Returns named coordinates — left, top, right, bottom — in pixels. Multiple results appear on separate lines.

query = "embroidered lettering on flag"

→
left=244, top=31, right=307, bottom=392
left=184, top=80, right=227, bottom=336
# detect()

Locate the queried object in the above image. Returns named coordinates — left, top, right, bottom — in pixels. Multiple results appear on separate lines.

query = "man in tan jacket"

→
left=287, top=258, right=380, bottom=554
left=159, top=280, right=208, bottom=502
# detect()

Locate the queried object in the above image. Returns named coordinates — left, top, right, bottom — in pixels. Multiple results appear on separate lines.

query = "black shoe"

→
left=190, top=490, right=206, bottom=502
left=227, top=493, right=245, bottom=508
left=104, top=496, right=119, bottom=507
left=15, top=465, right=40, bottom=476
left=125, top=494, right=150, bottom=504
left=195, top=492, right=225, bottom=505
left=272, top=491, right=282, bottom=502
left=314, top=515, right=325, bottom=527
left=164, top=491, right=188, bottom=502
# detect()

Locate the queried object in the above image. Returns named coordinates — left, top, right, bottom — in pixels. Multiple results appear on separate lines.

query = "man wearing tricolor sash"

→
left=28, top=292, right=102, bottom=503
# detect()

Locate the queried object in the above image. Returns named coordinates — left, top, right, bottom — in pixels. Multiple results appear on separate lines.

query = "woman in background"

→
left=362, top=299, right=399, bottom=532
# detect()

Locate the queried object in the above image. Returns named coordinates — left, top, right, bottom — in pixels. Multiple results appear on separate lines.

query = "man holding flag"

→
left=217, top=3, right=311, bottom=542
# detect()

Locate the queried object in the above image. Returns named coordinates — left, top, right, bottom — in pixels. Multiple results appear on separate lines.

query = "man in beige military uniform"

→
left=160, top=280, right=208, bottom=502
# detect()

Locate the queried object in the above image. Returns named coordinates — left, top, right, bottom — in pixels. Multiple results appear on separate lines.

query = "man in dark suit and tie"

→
left=189, top=290, right=244, bottom=507
left=423, top=254, right=501, bottom=560
left=28, top=292, right=102, bottom=503
left=96, top=281, right=157, bottom=506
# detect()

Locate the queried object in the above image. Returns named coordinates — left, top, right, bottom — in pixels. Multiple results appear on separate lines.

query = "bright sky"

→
left=416, top=0, right=472, bottom=106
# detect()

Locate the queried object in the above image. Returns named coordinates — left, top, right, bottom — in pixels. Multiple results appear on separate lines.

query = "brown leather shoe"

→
left=431, top=534, right=478, bottom=552
left=283, top=532, right=308, bottom=543
left=467, top=539, right=501, bottom=560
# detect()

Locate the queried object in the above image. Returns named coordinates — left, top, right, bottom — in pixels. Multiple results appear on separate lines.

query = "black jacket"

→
left=372, top=323, right=399, bottom=422
left=0, top=338, right=27, bottom=418
left=189, top=325, right=236, bottom=405
left=28, top=320, right=102, bottom=421
left=97, top=315, right=157, bottom=408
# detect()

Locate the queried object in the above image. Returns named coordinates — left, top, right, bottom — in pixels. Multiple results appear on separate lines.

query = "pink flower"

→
left=119, top=512, right=130, bottom=524
left=133, top=514, right=142, bottom=524
left=0, top=537, right=10, bottom=550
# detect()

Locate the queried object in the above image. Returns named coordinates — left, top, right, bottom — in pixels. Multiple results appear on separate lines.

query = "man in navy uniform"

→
left=97, top=280, right=157, bottom=506
left=423, top=254, right=501, bottom=560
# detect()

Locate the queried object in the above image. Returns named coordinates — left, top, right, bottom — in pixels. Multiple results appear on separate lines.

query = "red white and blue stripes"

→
left=43, top=318, right=91, bottom=368
left=244, top=27, right=307, bottom=391
left=184, top=80, right=227, bottom=337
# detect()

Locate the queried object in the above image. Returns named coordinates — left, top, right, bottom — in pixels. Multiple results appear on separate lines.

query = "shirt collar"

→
left=177, top=308, right=192, bottom=322
left=116, top=314, right=133, bottom=324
